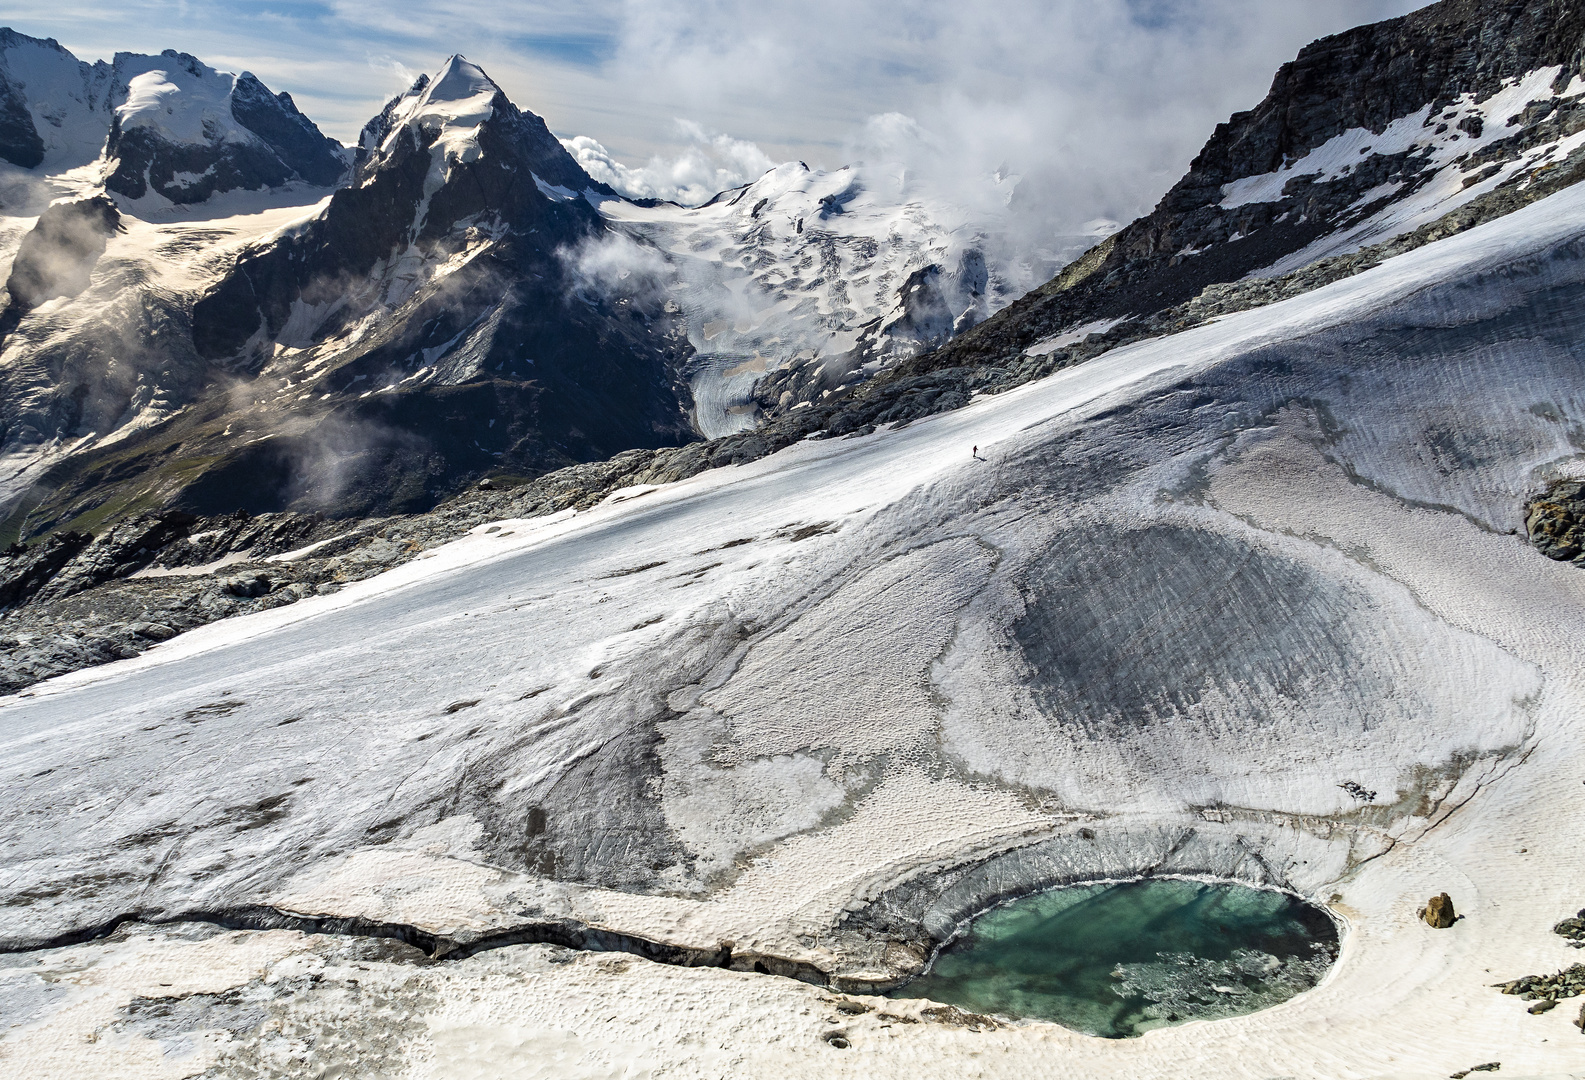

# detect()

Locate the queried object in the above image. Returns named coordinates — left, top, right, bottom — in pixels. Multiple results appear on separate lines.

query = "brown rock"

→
left=1424, top=893, right=1457, bottom=928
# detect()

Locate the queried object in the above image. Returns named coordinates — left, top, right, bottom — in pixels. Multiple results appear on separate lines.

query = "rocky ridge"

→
left=862, top=0, right=1585, bottom=389
left=0, top=55, right=698, bottom=542
left=0, top=29, right=345, bottom=198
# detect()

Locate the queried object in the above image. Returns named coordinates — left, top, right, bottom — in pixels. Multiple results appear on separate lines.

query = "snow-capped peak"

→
left=380, top=55, right=498, bottom=162
left=113, top=52, right=255, bottom=147
left=423, top=55, right=497, bottom=107
left=386, top=55, right=491, bottom=141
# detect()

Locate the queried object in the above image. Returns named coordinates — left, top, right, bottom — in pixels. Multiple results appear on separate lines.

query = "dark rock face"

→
left=104, top=125, right=289, bottom=203
left=4, top=195, right=121, bottom=309
left=912, top=0, right=1585, bottom=374
left=227, top=73, right=345, bottom=186
left=1526, top=480, right=1585, bottom=562
left=0, top=61, right=42, bottom=168
left=30, top=511, right=199, bottom=605
left=0, top=531, right=91, bottom=608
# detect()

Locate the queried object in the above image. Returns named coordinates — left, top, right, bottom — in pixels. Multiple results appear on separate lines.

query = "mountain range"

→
left=6, top=1, right=1585, bottom=1073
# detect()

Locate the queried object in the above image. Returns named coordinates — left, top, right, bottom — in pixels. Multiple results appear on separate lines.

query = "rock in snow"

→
left=1424, top=893, right=1457, bottom=928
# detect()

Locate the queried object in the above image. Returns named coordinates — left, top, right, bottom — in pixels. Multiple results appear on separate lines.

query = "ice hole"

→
left=889, top=877, right=1339, bottom=1038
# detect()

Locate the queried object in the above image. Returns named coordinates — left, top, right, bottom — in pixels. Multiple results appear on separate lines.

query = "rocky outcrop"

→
left=1526, top=481, right=1585, bottom=562
left=1554, top=908, right=1585, bottom=947
left=3, top=196, right=121, bottom=310
left=1500, top=963, right=1585, bottom=1002
left=0, top=531, right=91, bottom=608
left=1424, top=892, right=1457, bottom=928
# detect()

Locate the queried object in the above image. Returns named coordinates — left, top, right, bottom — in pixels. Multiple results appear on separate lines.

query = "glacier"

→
left=3, top=151, right=1585, bottom=1078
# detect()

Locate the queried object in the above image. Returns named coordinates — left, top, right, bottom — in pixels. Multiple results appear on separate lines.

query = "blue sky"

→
left=4, top=0, right=1421, bottom=225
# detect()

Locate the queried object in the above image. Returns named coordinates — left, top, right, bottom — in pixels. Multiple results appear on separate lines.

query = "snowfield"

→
left=5, top=176, right=1585, bottom=1078
left=598, top=161, right=1037, bottom=437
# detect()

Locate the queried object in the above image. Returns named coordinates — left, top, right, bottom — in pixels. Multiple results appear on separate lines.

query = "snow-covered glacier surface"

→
left=597, top=162, right=1046, bottom=437
left=6, top=184, right=1585, bottom=1078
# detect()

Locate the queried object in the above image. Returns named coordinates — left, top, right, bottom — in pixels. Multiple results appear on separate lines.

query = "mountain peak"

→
left=424, top=54, right=498, bottom=106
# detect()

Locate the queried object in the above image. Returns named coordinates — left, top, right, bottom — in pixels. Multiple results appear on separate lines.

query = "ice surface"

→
left=113, top=60, right=254, bottom=148
left=7, top=164, right=1585, bottom=1078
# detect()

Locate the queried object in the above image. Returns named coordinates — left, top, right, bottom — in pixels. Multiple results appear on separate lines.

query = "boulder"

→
left=220, top=573, right=274, bottom=598
left=1424, top=892, right=1456, bottom=928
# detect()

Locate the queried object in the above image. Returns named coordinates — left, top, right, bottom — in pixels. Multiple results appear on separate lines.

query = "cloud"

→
left=592, top=0, right=1423, bottom=235
left=8, top=0, right=1424, bottom=251
left=557, top=230, right=673, bottom=307
left=562, top=121, right=775, bottom=205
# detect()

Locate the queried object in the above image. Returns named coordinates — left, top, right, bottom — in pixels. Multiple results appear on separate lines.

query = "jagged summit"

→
left=425, top=54, right=496, bottom=103
left=365, top=55, right=497, bottom=170
left=353, top=53, right=604, bottom=200
left=104, top=48, right=347, bottom=203
left=0, top=28, right=346, bottom=201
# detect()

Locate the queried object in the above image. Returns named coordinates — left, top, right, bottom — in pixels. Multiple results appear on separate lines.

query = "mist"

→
left=9, top=0, right=1424, bottom=243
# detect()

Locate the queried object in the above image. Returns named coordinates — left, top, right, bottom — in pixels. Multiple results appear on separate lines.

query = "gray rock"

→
left=221, top=574, right=274, bottom=599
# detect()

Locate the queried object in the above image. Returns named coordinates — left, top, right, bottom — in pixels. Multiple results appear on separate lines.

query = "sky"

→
left=3, top=0, right=1423, bottom=229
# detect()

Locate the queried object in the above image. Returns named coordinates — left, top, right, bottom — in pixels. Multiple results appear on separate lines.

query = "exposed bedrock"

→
left=1526, top=479, right=1585, bottom=562
left=2, top=195, right=121, bottom=311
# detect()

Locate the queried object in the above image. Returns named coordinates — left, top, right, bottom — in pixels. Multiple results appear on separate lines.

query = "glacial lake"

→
left=891, top=878, right=1339, bottom=1038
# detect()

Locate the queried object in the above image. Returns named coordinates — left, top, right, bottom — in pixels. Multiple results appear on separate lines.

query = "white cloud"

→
left=562, top=121, right=775, bottom=205
left=589, top=0, right=1423, bottom=236
left=6, top=0, right=1426, bottom=251
left=557, top=230, right=673, bottom=308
